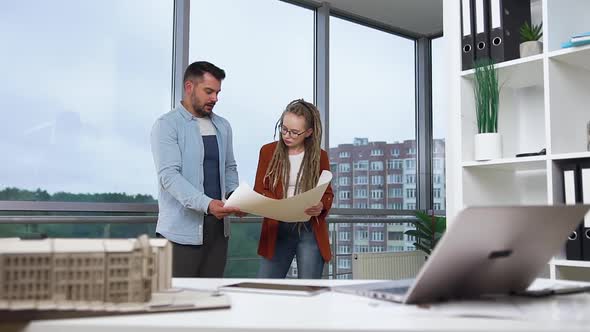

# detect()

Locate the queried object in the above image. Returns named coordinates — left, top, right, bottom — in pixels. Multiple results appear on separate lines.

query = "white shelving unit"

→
left=445, top=0, right=590, bottom=281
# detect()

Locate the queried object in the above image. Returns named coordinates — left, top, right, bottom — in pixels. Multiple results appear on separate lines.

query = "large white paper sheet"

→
left=225, top=170, right=332, bottom=222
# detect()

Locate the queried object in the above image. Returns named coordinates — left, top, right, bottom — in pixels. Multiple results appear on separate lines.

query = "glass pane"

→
left=432, top=37, right=447, bottom=211
left=329, top=18, right=416, bottom=277
left=224, top=222, right=261, bottom=278
left=189, top=0, right=314, bottom=278
left=189, top=0, right=314, bottom=190
left=0, top=1, right=174, bottom=203
left=329, top=17, right=416, bottom=212
left=0, top=208, right=158, bottom=239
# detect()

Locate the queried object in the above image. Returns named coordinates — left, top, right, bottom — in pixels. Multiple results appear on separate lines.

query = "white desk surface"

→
left=4, top=278, right=590, bottom=332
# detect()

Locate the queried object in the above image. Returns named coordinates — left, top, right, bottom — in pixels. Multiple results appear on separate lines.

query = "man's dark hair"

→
left=183, top=61, right=226, bottom=83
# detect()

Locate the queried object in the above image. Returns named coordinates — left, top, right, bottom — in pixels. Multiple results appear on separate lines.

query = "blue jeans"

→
left=257, top=221, right=324, bottom=279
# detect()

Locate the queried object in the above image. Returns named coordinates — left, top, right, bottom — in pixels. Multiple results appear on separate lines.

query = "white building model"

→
left=0, top=235, right=172, bottom=307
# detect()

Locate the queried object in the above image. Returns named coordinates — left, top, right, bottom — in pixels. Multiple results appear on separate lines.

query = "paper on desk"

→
left=225, top=170, right=332, bottom=222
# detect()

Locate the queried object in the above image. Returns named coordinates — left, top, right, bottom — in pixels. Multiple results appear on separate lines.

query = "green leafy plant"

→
left=520, top=22, right=543, bottom=42
left=473, top=59, right=500, bottom=133
left=404, top=210, right=446, bottom=255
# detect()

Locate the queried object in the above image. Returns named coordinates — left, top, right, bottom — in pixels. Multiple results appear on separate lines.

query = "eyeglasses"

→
left=280, top=125, right=307, bottom=138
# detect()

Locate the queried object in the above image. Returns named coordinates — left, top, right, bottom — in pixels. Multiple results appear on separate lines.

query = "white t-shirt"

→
left=287, top=151, right=304, bottom=198
left=198, top=116, right=216, bottom=136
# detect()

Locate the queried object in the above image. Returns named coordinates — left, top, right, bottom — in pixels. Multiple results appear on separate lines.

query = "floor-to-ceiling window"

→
left=0, top=0, right=174, bottom=237
left=329, top=16, right=416, bottom=277
left=0, top=0, right=443, bottom=279
left=189, top=0, right=314, bottom=194
left=0, top=1, right=174, bottom=202
left=188, top=0, right=314, bottom=277
left=329, top=17, right=416, bottom=211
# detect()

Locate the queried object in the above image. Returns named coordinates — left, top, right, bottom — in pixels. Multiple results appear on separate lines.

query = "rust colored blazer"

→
left=254, top=141, right=334, bottom=262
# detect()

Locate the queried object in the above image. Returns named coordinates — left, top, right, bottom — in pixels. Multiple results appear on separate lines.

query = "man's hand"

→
left=234, top=211, right=247, bottom=218
left=304, top=201, right=323, bottom=217
left=208, top=200, right=243, bottom=220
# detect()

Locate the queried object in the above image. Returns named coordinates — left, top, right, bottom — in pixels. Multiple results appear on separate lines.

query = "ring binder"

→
left=580, top=162, right=590, bottom=261
left=489, top=0, right=531, bottom=63
left=474, top=0, right=490, bottom=61
left=563, top=165, right=583, bottom=260
left=461, top=0, right=476, bottom=70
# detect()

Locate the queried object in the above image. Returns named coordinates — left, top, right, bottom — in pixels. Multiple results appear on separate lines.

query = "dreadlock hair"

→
left=264, top=99, right=323, bottom=198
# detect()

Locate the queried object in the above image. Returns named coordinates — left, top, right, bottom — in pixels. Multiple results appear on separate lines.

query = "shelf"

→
left=548, top=44, right=590, bottom=71
left=550, top=152, right=590, bottom=161
left=462, top=156, right=548, bottom=206
left=547, top=48, right=590, bottom=155
left=550, top=259, right=590, bottom=268
left=461, top=54, right=544, bottom=89
left=462, top=156, right=547, bottom=171
left=450, top=0, right=590, bottom=280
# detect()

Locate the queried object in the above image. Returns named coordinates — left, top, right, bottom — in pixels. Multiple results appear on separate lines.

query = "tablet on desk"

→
left=218, top=282, right=330, bottom=296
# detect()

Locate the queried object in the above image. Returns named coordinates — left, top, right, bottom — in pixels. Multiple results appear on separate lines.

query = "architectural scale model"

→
left=0, top=235, right=172, bottom=308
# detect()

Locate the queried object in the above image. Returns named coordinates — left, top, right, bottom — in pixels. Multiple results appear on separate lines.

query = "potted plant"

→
left=473, top=58, right=501, bottom=161
left=520, top=22, right=543, bottom=57
left=405, top=210, right=446, bottom=255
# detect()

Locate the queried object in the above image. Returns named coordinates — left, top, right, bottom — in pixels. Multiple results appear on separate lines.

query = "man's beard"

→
left=191, top=94, right=211, bottom=117
left=193, top=105, right=210, bottom=117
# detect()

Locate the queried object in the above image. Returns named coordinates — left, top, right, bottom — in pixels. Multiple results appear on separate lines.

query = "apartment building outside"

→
left=328, top=137, right=446, bottom=278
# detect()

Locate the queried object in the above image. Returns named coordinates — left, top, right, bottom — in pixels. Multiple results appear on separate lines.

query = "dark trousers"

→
left=159, top=215, right=228, bottom=277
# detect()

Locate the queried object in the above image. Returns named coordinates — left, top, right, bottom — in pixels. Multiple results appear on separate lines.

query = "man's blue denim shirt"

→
left=150, top=104, right=239, bottom=245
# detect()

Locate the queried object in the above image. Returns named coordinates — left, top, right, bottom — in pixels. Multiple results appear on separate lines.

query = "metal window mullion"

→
left=315, top=3, right=330, bottom=150
left=171, top=0, right=190, bottom=109
left=416, top=37, right=433, bottom=210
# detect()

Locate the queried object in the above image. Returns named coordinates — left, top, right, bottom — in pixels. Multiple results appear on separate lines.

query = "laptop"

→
left=333, top=205, right=590, bottom=304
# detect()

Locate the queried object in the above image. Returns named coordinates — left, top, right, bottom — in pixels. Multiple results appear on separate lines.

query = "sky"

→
left=0, top=0, right=447, bottom=198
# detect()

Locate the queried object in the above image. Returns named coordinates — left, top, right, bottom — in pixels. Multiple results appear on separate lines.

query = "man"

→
left=151, top=61, right=243, bottom=277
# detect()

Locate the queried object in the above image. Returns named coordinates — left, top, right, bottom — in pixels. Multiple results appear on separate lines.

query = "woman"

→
left=254, top=99, right=333, bottom=279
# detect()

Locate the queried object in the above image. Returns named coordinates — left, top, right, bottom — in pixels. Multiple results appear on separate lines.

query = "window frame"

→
left=0, top=0, right=443, bottom=216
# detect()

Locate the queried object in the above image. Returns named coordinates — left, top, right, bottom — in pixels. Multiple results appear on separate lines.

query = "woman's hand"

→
left=304, top=201, right=323, bottom=217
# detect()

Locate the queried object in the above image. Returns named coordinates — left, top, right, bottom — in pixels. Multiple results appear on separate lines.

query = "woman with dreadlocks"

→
left=254, top=99, right=334, bottom=279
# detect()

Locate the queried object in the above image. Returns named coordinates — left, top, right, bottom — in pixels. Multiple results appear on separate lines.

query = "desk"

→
left=4, top=278, right=590, bottom=332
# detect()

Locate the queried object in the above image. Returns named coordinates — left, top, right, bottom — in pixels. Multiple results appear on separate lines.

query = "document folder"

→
left=580, top=161, right=590, bottom=261
left=461, top=0, right=476, bottom=70
left=489, top=0, right=531, bottom=63
left=474, top=0, right=490, bottom=61
left=563, top=165, right=583, bottom=260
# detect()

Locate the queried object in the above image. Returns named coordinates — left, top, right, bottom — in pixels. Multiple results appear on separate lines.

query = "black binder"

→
left=460, top=0, right=476, bottom=70
left=563, top=164, right=583, bottom=260
left=474, top=0, right=490, bottom=61
left=567, top=223, right=584, bottom=261
left=580, top=160, right=590, bottom=261
left=489, top=0, right=531, bottom=63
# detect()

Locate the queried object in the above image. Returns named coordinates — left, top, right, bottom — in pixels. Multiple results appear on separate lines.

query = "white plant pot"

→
left=520, top=41, right=543, bottom=57
left=474, top=133, right=502, bottom=161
